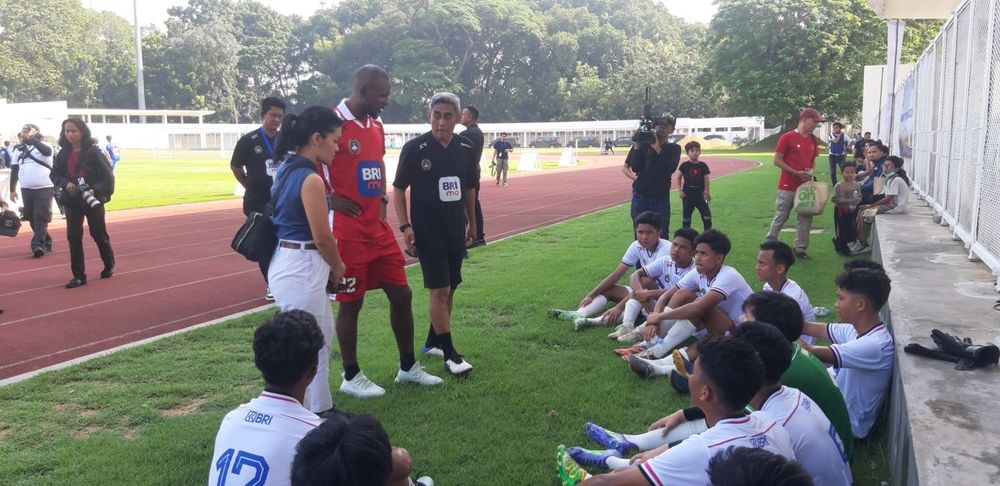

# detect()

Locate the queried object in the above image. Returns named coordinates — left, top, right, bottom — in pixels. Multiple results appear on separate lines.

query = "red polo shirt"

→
left=775, top=130, right=819, bottom=191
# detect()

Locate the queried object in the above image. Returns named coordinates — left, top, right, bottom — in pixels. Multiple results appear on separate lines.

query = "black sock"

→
left=425, top=323, right=439, bottom=348
left=400, top=352, right=415, bottom=371
left=438, top=332, right=462, bottom=363
left=344, top=363, right=361, bottom=381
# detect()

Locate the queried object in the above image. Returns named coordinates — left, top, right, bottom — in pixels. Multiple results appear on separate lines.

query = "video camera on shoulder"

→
left=631, top=87, right=670, bottom=147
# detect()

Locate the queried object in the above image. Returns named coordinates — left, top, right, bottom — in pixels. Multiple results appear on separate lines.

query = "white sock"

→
left=576, top=295, right=608, bottom=317
left=622, top=299, right=643, bottom=326
left=624, top=419, right=709, bottom=452
left=578, top=316, right=613, bottom=326
left=642, top=356, right=675, bottom=376
left=660, top=319, right=697, bottom=352
left=606, top=456, right=632, bottom=471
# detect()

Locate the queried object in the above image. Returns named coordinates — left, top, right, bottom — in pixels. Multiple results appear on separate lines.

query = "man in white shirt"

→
left=558, top=336, right=795, bottom=485
left=209, top=310, right=422, bottom=486
left=756, top=240, right=817, bottom=344
left=608, top=228, right=698, bottom=342
left=627, top=229, right=752, bottom=377
left=8, top=124, right=54, bottom=257
left=800, top=268, right=894, bottom=439
left=548, top=211, right=671, bottom=330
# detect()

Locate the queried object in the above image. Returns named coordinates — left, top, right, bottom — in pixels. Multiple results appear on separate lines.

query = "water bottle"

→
left=813, top=306, right=831, bottom=317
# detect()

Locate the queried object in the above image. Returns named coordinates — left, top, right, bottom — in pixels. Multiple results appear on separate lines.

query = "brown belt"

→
left=278, top=241, right=317, bottom=250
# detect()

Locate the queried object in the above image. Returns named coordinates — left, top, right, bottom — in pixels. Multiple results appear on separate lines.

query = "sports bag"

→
left=0, top=209, right=22, bottom=237
left=231, top=159, right=312, bottom=262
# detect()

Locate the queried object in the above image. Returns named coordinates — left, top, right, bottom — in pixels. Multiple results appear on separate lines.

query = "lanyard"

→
left=258, top=128, right=276, bottom=159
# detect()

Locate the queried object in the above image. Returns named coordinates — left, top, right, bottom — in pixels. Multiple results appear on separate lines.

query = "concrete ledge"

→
left=872, top=199, right=1000, bottom=485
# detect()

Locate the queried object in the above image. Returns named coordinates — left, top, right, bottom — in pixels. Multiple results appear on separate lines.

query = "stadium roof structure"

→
left=865, top=0, right=963, bottom=18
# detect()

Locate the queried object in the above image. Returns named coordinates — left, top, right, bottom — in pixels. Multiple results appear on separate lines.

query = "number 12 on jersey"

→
left=215, top=448, right=270, bottom=486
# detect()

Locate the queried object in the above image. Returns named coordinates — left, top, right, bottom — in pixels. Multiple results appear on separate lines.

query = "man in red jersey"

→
left=320, top=65, right=442, bottom=398
left=763, top=108, right=822, bottom=260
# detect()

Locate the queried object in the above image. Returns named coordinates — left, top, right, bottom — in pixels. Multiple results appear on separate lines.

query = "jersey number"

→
left=215, top=449, right=270, bottom=486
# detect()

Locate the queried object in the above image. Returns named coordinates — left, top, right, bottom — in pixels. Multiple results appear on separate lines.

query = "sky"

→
left=83, top=0, right=718, bottom=27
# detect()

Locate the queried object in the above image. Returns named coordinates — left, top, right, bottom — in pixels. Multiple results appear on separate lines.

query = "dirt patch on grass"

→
left=160, top=397, right=207, bottom=417
left=0, top=427, right=10, bottom=441
left=71, top=425, right=105, bottom=439
left=54, top=404, right=100, bottom=419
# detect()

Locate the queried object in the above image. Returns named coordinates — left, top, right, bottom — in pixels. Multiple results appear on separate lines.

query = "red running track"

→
left=0, top=156, right=756, bottom=381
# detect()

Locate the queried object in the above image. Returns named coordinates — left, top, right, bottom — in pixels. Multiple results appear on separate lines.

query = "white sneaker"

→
left=617, top=324, right=644, bottom=343
left=415, top=476, right=434, bottom=486
left=848, top=241, right=863, bottom=251
left=608, top=324, right=633, bottom=339
left=264, top=287, right=274, bottom=301
left=339, top=371, right=385, bottom=398
left=421, top=345, right=445, bottom=357
left=445, top=357, right=473, bottom=375
left=395, top=362, right=443, bottom=386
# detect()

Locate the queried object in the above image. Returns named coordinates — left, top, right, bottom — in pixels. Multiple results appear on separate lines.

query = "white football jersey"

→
left=640, top=411, right=796, bottom=486
left=763, top=278, right=817, bottom=344
left=676, top=265, right=753, bottom=324
left=643, top=255, right=696, bottom=289
left=208, top=392, right=322, bottom=486
left=760, top=386, right=853, bottom=486
left=622, top=239, right=672, bottom=270
left=827, top=322, right=895, bottom=438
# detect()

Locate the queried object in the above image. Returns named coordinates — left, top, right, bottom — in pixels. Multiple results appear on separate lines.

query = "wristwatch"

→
left=399, top=223, right=411, bottom=232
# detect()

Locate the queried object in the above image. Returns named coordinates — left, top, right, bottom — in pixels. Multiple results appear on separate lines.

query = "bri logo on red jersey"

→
left=357, top=160, right=383, bottom=197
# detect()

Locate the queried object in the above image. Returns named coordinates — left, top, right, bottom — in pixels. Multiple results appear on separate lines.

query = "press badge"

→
left=265, top=159, right=277, bottom=177
left=438, top=176, right=461, bottom=202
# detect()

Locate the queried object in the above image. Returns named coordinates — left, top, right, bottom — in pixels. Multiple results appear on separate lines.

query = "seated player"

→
left=755, top=241, right=817, bottom=344
left=607, top=228, right=698, bottom=342
left=208, top=310, right=423, bottom=486
left=292, top=414, right=433, bottom=486
left=799, top=268, right=894, bottom=439
left=626, top=229, right=752, bottom=377
left=548, top=211, right=670, bottom=331
left=735, top=322, right=852, bottom=486
left=707, top=447, right=813, bottom=486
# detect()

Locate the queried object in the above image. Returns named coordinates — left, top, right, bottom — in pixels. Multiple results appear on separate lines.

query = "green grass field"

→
left=0, top=154, right=888, bottom=484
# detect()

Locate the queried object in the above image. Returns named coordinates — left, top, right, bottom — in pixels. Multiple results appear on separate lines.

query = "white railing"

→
left=882, top=0, right=1000, bottom=289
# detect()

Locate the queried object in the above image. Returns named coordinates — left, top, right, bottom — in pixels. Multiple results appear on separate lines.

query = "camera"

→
left=70, top=183, right=102, bottom=208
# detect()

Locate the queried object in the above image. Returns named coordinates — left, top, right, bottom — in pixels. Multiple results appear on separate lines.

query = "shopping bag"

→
left=793, top=181, right=829, bottom=216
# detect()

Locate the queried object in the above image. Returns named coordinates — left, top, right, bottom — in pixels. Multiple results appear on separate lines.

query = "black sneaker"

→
left=65, top=277, right=87, bottom=289
left=32, top=248, right=44, bottom=258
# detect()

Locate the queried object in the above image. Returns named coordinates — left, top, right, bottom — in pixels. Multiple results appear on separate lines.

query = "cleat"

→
left=567, top=447, right=621, bottom=470
left=557, top=445, right=589, bottom=486
left=669, top=369, right=691, bottom=394
left=421, top=345, right=445, bottom=357
left=608, top=324, right=633, bottom=339
left=264, top=287, right=274, bottom=301
left=627, top=354, right=659, bottom=379
left=339, top=371, right=385, bottom=398
left=445, top=357, right=473, bottom=376
left=548, top=308, right=578, bottom=321
left=584, top=422, right=637, bottom=455
left=617, top=327, right=644, bottom=344
left=395, top=362, right=443, bottom=386
left=672, top=349, right=694, bottom=378
left=573, top=317, right=602, bottom=331
left=614, top=345, right=644, bottom=357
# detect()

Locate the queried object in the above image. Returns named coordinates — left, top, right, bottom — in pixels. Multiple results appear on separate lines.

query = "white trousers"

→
left=268, top=242, right=334, bottom=413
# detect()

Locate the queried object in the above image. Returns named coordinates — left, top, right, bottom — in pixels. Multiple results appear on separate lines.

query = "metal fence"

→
left=885, top=0, right=1000, bottom=288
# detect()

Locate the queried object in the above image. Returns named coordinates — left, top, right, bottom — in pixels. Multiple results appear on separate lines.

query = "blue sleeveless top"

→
left=271, top=156, right=318, bottom=241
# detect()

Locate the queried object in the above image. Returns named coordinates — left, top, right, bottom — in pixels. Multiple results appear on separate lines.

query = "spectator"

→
left=231, top=97, right=287, bottom=300
left=459, top=105, right=486, bottom=247
left=624, top=116, right=680, bottom=237
left=858, top=142, right=887, bottom=204
left=291, top=409, right=433, bottom=486
left=491, top=132, right=513, bottom=186
left=800, top=268, right=894, bottom=439
left=831, top=164, right=861, bottom=255
left=267, top=106, right=348, bottom=413
left=827, top=122, right=848, bottom=185
left=0, top=140, right=11, bottom=168
left=850, top=156, right=909, bottom=255
left=104, top=135, right=121, bottom=169
left=676, top=140, right=712, bottom=230
left=392, top=92, right=478, bottom=376
left=849, top=131, right=871, bottom=166
left=764, top=108, right=822, bottom=260
left=50, top=118, right=116, bottom=288
left=9, top=123, right=55, bottom=258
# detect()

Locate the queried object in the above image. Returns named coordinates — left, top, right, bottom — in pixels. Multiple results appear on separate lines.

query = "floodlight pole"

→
left=133, top=0, right=147, bottom=114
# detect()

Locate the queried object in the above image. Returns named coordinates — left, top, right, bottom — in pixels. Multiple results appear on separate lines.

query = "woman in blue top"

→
left=268, top=106, right=346, bottom=414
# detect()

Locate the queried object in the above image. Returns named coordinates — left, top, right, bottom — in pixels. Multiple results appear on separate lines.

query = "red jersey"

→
left=322, top=99, right=393, bottom=242
left=775, top=130, right=819, bottom=191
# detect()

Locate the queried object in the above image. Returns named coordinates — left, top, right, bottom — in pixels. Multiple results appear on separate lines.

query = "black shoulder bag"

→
left=231, top=160, right=312, bottom=262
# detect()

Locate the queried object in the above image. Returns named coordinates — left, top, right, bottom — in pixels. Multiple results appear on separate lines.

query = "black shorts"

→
left=417, top=250, right=464, bottom=289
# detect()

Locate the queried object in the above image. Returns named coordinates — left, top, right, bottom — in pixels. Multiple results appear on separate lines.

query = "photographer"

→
left=9, top=123, right=55, bottom=257
left=624, top=115, right=680, bottom=237
left=50, top=118, right=115, bottom=289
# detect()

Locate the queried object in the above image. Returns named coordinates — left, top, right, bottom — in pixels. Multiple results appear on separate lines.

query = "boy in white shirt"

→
left=800, top=268, right=894, bottom=439
left=557, top=336, right=795, bottom=485
left=755, top=240, right=817, bottom=344
left=548, top=211, right=671, bottom=330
